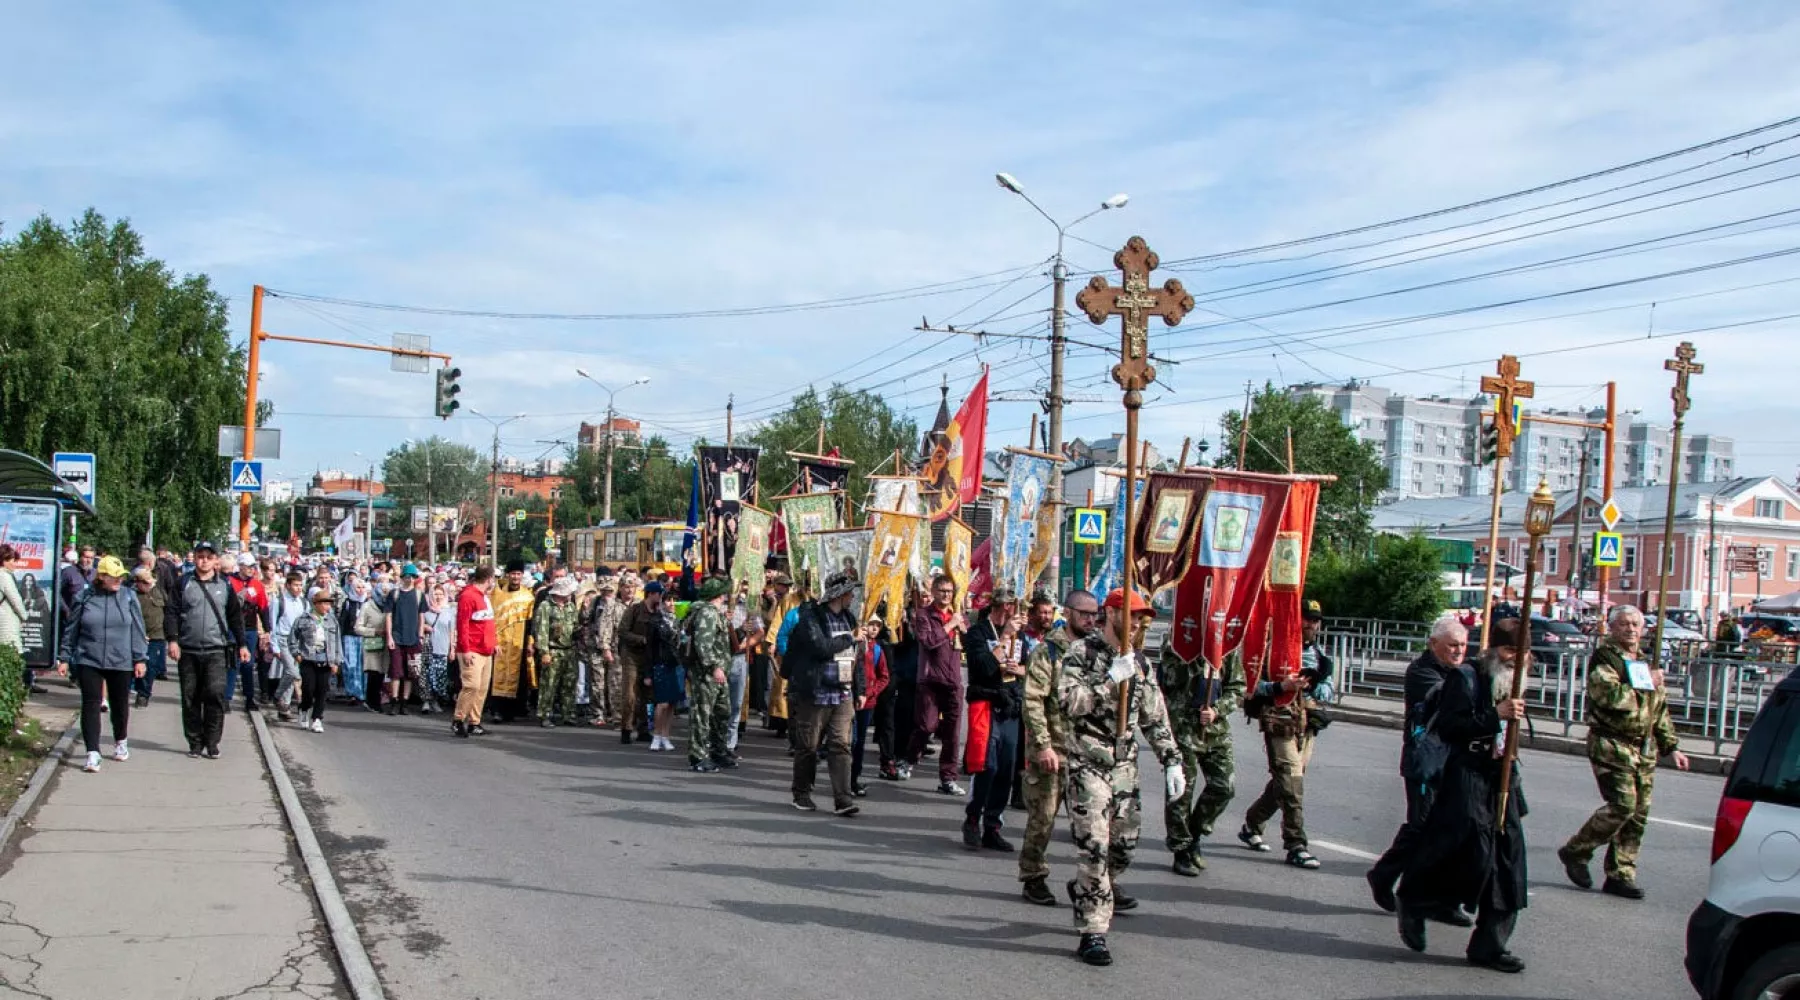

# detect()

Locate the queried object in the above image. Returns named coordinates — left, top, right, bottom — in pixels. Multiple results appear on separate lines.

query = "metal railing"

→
left=1325, top=620, right=1791, bottom=755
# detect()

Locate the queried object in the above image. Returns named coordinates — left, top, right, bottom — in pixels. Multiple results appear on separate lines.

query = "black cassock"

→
left=1398, top=662, right=1528, bottom=951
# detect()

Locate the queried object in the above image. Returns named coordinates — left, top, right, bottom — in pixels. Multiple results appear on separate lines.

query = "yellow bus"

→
left=563, top=521, right=702, bottom=577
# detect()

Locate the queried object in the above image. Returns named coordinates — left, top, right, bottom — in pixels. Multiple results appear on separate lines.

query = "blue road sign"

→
left=1593, top=531, right=1623, bottom=568
left=1073, top=507, right=1107, bottom=545
left=51, top=452, right=96, bottom=504
left=230, top=460, right=264, bottom=494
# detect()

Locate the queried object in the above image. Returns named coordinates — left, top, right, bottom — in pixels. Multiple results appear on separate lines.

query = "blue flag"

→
left=1087, top=475, right=1143, bottom=597
left=680, top=462, right=701, bottom=599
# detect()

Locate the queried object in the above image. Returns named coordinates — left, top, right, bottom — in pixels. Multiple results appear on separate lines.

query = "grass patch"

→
left=0, top=716, right=52, bottom=817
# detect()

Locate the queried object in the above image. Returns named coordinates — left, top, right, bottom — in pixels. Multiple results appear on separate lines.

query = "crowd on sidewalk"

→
left=11, top=538, right=1697, bottom=973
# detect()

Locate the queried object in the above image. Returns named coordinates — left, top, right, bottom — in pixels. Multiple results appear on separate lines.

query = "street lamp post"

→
left=470, top=409, right=527, bottom=565
left=574, top=370, right=650, bottom=523
left=1497, top=479, right=1557, bottom=825
left=995, top=173, right=1127, bottom=586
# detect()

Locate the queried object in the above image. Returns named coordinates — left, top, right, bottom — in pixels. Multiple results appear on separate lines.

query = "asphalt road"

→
left=272, top=706, right=1724, bottom=1000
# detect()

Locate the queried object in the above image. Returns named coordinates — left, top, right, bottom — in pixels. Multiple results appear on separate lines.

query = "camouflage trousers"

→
left=1562, top=733, right=1659, bottom=881
left=1017, top=759, right=1063, bottom=884
left=1065, top=756, right=1141, bottom=935
left=585, top=650, right=613, bottom=720
left=1165, top=736, right=1235, bottom=854
left=687, top=675, right=731, bottom=765
left=1243, top=729, right=1312, bottom=852
left=537, top=649, right=579, bottom=722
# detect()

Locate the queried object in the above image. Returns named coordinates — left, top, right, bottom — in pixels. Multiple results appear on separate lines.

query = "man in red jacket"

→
left=453, top=564, right=497, bottom=738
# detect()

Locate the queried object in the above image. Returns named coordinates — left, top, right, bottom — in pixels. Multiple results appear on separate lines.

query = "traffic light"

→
left=1479, top=420, right=1501, bottom=465
left=434, top=366, right=462, bottom=418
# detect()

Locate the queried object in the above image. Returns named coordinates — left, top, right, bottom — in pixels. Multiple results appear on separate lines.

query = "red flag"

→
left=922, top=369, right=989, bottom=522
left=1262, top=481, right=1320, bottom=704
left=1167, top=473, right=1291, bottom=669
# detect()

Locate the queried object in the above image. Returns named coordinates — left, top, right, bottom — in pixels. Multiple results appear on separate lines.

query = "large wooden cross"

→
left=1664, top=340, right=1704, bottom=420
left=1478, top=354, right=1535, bottom=458
left=1076, top=236, right=1194, bottom=394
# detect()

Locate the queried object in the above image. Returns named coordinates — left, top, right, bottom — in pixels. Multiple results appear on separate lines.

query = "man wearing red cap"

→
left=1055, top=587, right=1183, bottom=967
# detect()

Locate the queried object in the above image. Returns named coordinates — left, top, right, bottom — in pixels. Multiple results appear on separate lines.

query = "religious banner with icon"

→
left=699, top=446, right=760, bottom=573
left=1258, top=480, right=1320, bottom=702
left=943, top=517, right=974, bottom=608
left=730, top=505, right=775, bottom=599
left=814, top=527, right=872, bottom=617
left=1025, top=501, right=1058, bottom=593
left=867, top=475, right=924, bottom=518
left=779, top=491, right=841, bottom=593
left=866, top=511, right=922, bottom=632
left=996, top=454, right=1052, bottom=599
left=1167, top=474, right=1292, bottom=670
left=1129, top=471, right=1211, bottom=598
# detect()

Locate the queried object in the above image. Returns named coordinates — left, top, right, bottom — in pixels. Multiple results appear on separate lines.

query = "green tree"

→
left=749, top=385, right=919, bottom=505
left=1305, top=532, right=1444, bottom=624
left=0, top=211, right=247, bottom=553
left=563, top=436, right=692, bottom=525
left=382, top=437, right=487, bottom=512
left=1217, top=383, right=1387, bottom=555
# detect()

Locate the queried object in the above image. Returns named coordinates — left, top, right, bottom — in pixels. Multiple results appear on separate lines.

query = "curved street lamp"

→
left=573, top=370, right=651, bottom=522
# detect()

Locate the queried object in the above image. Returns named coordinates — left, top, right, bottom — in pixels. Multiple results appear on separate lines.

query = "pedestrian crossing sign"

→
left=229, top=460, right=263, bottom=494
left=1594, top=531, right=1623, bottom=568
left=1073, top=507, right=1106, bottom=545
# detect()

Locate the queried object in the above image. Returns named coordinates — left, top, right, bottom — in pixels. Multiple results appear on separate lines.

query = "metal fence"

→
left=1323, top=617, right=1793, bottom=755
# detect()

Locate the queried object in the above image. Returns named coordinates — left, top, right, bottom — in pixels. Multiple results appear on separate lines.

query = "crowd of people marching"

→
left=17, top=538, right=1692, bottom=972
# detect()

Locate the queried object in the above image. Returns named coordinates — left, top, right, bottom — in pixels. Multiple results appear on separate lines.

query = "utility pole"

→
left=1706, top=501, right=1718, bottom=630
left=424, top=443, right=436, bottom=565
left=471, top=410, right=526, bottom=566
left=1569, top=435, right=1590, bottom=599
left=603, top=398, right=618, bottom=523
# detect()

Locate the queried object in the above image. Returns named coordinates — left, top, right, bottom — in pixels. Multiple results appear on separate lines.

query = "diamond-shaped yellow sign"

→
left=1598, top=497, right=1621, bottom=530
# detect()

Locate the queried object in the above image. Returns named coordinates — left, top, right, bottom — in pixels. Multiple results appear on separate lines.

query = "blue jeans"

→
left=851, top=706, right=875, bottom=785
left=133, top=640, right=167, bottom=700
left=340, top=638, right=365, bottom=699
left=726, top=656, right=747, bottom=749
left=223, top=631, right=259, bottom=706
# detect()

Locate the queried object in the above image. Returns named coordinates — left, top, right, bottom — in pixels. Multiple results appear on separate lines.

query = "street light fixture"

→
left=573, top=370, right=652, bottom=522
left=996, top=171, right=1128, bottom=586
left=470, top=409, right=528, bottom=565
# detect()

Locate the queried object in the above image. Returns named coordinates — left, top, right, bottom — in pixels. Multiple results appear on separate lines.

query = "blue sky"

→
left=6, top=0, right=1800, bottom=487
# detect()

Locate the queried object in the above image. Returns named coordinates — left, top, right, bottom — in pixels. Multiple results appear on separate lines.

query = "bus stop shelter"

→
left=0, top=449, right=97, bottom=668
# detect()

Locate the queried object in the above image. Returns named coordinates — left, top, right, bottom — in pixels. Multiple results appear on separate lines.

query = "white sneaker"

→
left=112, top=740, right=129, bottom=762
left=83, top=751, right=101, bottom=773
left=310, top=719, right=324, bottom=733
left=650, top=736, right=669, bottom=752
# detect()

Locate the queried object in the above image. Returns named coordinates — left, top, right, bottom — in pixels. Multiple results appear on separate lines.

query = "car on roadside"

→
left=1528, top=615, right=1588, bottom=656
left=1686, top=667, right=1800, bottom=1000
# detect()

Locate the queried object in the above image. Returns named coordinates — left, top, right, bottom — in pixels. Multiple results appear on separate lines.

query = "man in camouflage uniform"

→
left=1017, top=588, right=1098, bottom=906
left=1559, top=604, right=1690, bottom=899
left=533, top=576, right=582, bottom=727
left=1055, top=588, right=1185, bottom=968
left=684, top=576, right=736, bottom=774
left=1159, top=642, right=1245, bottom=877
left=582, top=575, right=624, bottom=726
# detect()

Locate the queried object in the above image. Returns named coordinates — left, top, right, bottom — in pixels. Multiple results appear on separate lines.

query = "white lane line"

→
left=1310, top=839, right=1381, bottom=861
left=1649, top=816, right=1714, bottom=833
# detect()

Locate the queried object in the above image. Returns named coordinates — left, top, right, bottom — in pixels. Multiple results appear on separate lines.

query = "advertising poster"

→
left=0, top=500, right=61, bottom=667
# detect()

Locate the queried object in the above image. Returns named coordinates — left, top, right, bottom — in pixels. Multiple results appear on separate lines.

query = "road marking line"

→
left=1649, top=816, right=1713, bottom=833
left=1311, top=839, right=1381, bottom=861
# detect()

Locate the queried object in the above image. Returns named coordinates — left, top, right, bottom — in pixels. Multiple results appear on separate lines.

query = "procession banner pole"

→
left=1478, top=355, right=1535, bottom=648
left=1076, top=236, right=1194, bottom=736
left=1650, top=342, right=1704, bottom=670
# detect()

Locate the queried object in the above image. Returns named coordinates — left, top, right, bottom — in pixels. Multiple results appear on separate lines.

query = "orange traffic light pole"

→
left=238, top=284, right=454, bottom=546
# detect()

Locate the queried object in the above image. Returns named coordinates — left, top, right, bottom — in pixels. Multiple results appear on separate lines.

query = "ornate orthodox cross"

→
left=1076, top=236, right=1195, bottom=399
left=1664, top=340, right=1704, bottom=421
left=1478, top=354, right=1535, bottom=452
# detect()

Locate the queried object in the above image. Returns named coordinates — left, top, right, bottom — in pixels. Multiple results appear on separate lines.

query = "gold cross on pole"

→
left=1076, top=236, right=1195, bottom=394
left=1664, top=340, right=1704, bottom=420
left=1478, top=354, right=1535, bottom=458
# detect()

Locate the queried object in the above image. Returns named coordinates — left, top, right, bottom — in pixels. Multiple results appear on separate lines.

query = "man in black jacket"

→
left=783, top=571, right=879, bottom=816
left=962, top=586, right=1025, bottom=851
left=164, top=542, right=251, bottom=758
left=1367, top=613, right=1471, bottom=919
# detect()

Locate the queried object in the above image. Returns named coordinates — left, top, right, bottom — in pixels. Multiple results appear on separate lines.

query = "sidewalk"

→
left=0, top=685, right=346, bottom=1000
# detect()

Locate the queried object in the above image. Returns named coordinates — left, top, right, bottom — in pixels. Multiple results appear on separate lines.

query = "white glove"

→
left=1165, top=764, right=1187, bottom=801
left=1107, top=655, right=1135, bottom=684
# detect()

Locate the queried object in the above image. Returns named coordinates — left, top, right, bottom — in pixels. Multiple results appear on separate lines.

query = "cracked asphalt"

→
left=0, top=690, right=347, bottom=1000
left=271, top=703, right=1724, bottom=1000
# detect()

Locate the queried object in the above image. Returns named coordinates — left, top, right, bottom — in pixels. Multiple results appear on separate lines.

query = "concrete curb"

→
left=0, top=724, right=77, bottom=852
left=248, top=710, right=387, bottom=1000
left=1333, top=706, right=1737, bottom=776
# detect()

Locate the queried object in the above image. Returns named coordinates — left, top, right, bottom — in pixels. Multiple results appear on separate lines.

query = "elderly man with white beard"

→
left=1393, top=616, right=1530, bottom=974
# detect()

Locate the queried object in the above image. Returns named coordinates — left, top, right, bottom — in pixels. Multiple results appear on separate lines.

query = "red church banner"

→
left=1167, top=473, right=1291, bottom=669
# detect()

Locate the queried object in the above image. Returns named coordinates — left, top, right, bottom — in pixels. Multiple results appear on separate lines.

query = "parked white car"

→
left=1686, top=668, right=1800, bottom=999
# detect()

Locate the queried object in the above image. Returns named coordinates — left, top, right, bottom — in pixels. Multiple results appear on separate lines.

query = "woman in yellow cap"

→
left=56, top=555, right=148, bottom=773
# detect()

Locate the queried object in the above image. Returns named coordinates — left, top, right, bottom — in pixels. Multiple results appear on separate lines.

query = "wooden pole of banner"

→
left=1178, top=437, right=1191, bottom=469
left=1477, top=355, right=1536, bottom=648
left=1237, top=380, right=1252, bottom=470
left=1076, top=236, right=1194, bottom=736
left=1285, top=429, right=1295, bottom=475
